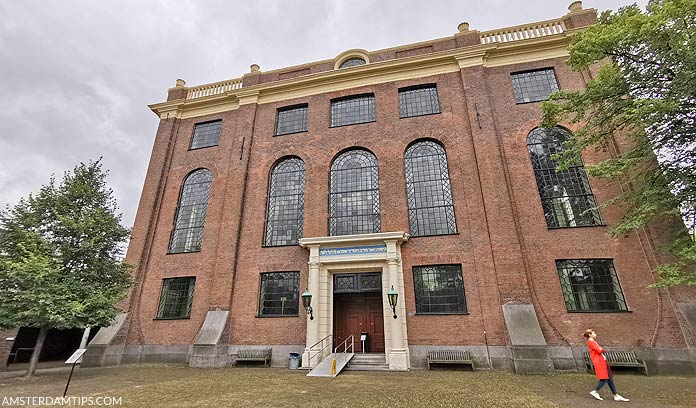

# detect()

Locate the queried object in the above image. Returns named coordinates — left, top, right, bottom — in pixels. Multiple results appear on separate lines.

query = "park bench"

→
left=582, top=351, right=648, bottom=376
left=236, top=348, right=272, bottom=367
left=427, top=350, right=474, bottom=370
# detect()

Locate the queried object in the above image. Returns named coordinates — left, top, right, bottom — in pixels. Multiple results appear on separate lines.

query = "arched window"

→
left=264, top=157, right=306, bottom=246
left=169, top=169, right=212, bottom=253
left=404, top=140, right=457, bottom=236
left=329, top=149, right=381, bottom=236
left=526, top=127, right=601, bottom=228
left=339, top=57, right=366, bottom=69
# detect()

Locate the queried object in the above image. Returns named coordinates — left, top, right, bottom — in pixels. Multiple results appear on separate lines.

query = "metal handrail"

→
left=334, top=334, right=354, bottom=354
left=307, top=334, right=332, bottom=368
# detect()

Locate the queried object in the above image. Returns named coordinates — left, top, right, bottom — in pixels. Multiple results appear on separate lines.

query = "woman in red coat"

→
left=584, top=329, right=630, bottom=401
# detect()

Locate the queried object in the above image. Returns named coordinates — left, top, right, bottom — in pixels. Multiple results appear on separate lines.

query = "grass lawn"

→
left=1, top=365, right=694, bottom=407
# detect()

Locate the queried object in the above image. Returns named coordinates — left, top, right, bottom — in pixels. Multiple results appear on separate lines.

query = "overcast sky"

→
left=0, top=0, right=648, bottom=228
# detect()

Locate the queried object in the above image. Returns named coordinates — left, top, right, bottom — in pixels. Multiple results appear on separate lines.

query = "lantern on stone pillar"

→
left=301, top=289, right=313, bottom=320
left=387, top=286, right=398, bottom=319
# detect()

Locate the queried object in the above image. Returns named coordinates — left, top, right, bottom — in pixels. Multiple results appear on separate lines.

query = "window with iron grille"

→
left=329, top=149, right=381, bottom=236
left=156, top=277, right=196, bottom=319
left=413, top=265, right=467, bottom=314
left=258, top=272, right=300, bottom=316
left=404, top=140, right=457, bottom=236
left=264, top=157, right=305, bottom=246
left=556, top=259, right=628, bottom=312
left=330, top=94, right=376, bottom=127
left=527, top=127, right=601, bottom=228
left=511, top=69, right=559, bottom=103
left=399, top=85, right=441, bottom=118
left=339, top=57, right=366, bottom=68
left=275, top=104, right=308, bottom=136
left=190, top=120, right=222, bottom=149
left=168, top=169, right=212, bottom=253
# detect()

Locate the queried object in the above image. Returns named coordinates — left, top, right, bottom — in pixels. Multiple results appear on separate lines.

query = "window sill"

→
left=256, top=314, right=300, bottom=318
left=261, top=243, right=300, bottom=248
left=274, top=130, right=308, bottom=137
left=154, top=316, right=191, bottom=320
left=409, top=232, right=459, bottom=238
left=188, top=144, right=219, bottom=151
left=547, top=224, right=607, bottom=230
left=565, top=310, right=632, bottom=314
left=399, top=111, right=442, bottom=119
left=166, top=250, right=202, bottom=255
left=415, top=312, right=469, bottom=316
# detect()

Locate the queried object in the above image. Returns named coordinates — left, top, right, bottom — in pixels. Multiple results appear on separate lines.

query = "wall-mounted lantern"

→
left=387, top=286, right=398, bottom=319
left=301, top=289, right=314, bottom=320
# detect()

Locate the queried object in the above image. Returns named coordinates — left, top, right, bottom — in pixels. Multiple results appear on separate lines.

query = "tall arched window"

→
left=169, top=169, right=212, bottom=253
left=527, top=127, right=601, bottom=228
left=329, top=149, right=381, bottom=236
left=264, top=157, right=306, bottom=246
left=404, top=140, right=457, bottom=236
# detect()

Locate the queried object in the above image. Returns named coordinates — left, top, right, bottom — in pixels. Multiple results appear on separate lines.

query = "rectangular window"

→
left=330, top=94, right=376, bottom=127
left=511, top=68, right=559, bottom=103
left=413, top=265, right=467, bottom=314
left=399, top=84, right=441, bottom=118
left=556, top=259, right=628, bottom=312
left=258, top=272, right=300, bottom=317
left=156, top=277, right=196, bottom=319
left=275, top=104, right=308, bottom=136
left=190, top=120, right=222, bottom=149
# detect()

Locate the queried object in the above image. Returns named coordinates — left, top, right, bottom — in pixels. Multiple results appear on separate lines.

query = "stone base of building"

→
left=83, top=343, right=696, bottom=375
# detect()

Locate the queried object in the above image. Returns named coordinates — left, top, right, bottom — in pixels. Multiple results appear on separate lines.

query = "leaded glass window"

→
left=169, top=169, right=212, bottom=253
left=275, top=104, right=308, bottom=136
left=330, top=94, right=376, bottom=127
left=511, top=68, right=559, bottom=103
left=404, top=140, right=457, bottom=236
left=329, top=149, right=381, bottom=236
left=190, top=120, right=221, bottom=149
left=264, top=157, right=305, bottom=246
left=556, top=259, right=628, bottom=312
left=258, top=272, right=300, bottom=316
left=339, top=57, right=366, bottom=68
left=399, top=85, right=441, bottom=118
left=156, top=277, right=196, bottom=319
left=527, top=127, right=601, bottom=228
left=413, top=265, right=467, bottom=314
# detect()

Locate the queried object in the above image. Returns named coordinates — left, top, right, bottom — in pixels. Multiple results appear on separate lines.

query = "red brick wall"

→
left=123, top=46, right=694, bottom=352
left=0, top=328, right=18, bottom=369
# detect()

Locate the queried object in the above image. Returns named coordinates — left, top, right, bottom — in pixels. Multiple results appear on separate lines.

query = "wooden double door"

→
left=333, top=292, right=385, bottom=353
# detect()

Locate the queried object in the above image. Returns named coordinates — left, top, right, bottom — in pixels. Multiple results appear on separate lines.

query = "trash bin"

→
left=288, top=352, right=301, bottom=369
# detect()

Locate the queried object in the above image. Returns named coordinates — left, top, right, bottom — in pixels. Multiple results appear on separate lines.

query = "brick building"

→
left=81, top=1, right=696, bottom=374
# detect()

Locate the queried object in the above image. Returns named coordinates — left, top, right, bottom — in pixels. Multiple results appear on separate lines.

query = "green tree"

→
left=0, top=160, right=132, bottom=376
left=541, top=0, right=696, bottom=286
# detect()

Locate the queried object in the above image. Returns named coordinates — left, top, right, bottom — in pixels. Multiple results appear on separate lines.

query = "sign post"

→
left=63, top=348, right=86, bottom=397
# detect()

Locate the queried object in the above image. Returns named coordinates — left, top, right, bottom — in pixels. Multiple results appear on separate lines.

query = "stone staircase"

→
left=345, top=353, right=389, bottom=371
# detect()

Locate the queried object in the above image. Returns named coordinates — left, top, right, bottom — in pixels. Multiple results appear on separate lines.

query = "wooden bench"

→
left=582, top=351, right=648, bottom=376
left=427, top=350, right=474, bottom=370
left=237, top=348, right=272, bottom=367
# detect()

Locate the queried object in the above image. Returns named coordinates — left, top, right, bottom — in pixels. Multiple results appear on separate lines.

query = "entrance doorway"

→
left=332, top=273, right=384, bottom=353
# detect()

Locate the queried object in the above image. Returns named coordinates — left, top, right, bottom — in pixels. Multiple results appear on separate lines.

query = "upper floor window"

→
left=404, top=140, right=457, bottom=236
left=413, top=265, right=467, bottom=314
left=258, top=272, right=300, bottom=317
left=556, top=259, right=628, bottom=312
left=190, top=120, right=221, bottom=149
left=527, top=127, right=601, bottom=228
left=169, top=169, right=212, bottom=253
left=330, top=94, right=376, bottom=127
left=329, top=149, right=381, bottom=236
left=275, top=104, right=308, bottom=136
left=264, top=157, right=306, bottom=246
left=156, top=277, right=196, bottom=319
left=399, top=85, right=441, bottom=118
left=339, top=57, right=366, bottom=68
left=511, top=68, right=559, bottom=103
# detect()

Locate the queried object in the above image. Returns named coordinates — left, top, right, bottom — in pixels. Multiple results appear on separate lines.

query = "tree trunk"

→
left=79, top=327, right=91, bottom=349
left=25, top=326, right=48, bottom=377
